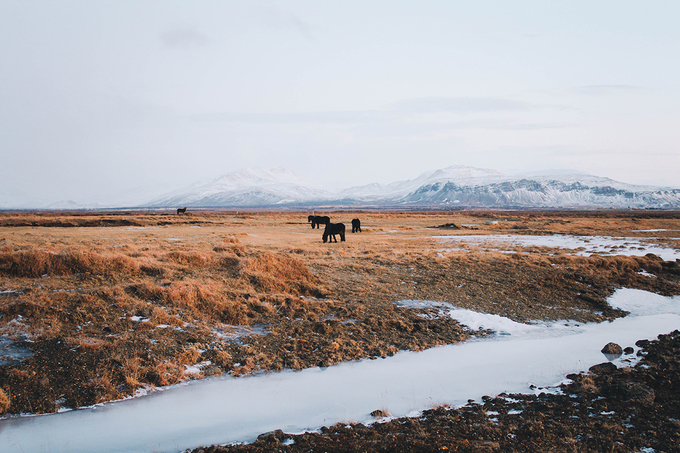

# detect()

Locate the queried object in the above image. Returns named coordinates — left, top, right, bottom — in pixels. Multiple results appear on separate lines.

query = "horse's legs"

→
left=341, top=232, right=345, bottom=242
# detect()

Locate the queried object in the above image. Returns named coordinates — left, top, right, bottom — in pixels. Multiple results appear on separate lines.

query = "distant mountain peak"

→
left=208, top=167, right=309, bottom=188
left=146, top=167, right=326, bottom=208
left=432, top=165, right=504, bottom=178
left=144, top=165, right=680, bottom=209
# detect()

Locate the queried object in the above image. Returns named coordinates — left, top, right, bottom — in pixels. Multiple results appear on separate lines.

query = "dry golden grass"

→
left=0, top=248, right=140, bottom=278
left=0, top=210, right=678, bottom=415
left=0, top=388, right=10, bottom=414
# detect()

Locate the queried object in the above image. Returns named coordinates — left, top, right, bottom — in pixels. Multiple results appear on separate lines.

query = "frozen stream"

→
left=435, top=234, right=680, bottom=261
left=1, top=289, right=679, bottom=453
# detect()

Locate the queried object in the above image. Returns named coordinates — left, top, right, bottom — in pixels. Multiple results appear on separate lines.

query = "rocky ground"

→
left=193, top=330, right=680, bottom=453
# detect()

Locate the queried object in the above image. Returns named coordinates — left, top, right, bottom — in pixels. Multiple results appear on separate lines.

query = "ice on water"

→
left=436, top=234, right=680, bottom=261
left=1, top=288, right=679, bottom=453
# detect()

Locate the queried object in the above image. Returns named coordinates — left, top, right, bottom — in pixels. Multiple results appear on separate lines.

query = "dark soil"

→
left=192, top=330, right=680, bottom=453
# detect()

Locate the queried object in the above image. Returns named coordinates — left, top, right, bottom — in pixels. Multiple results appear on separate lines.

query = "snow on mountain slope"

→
left=148, top=167, right=330, bottom=207
left=145, top=165, right=680, bottom=209
left=337, top=166, right=505, bottom=200
left=401, top=173, right=680, bottom=208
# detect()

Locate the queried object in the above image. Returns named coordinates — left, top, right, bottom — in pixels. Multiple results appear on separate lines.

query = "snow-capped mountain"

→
left=145, top=165, right=680, bottom=209
left=393, top=168, right=680, bottom=209
left=336, top=166, right=505, bottom=201
left=148, top=167, right=331, bottom=207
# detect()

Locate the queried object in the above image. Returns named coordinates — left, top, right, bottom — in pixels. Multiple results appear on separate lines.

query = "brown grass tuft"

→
left=0, top=388, right=11, bottom=414
left=242, top=252, right=325, bottom=297
left=164, top=280, right=248, bottom=324
left=0, top=248, right=139, bottom=278
left=163, top=251, right=213, bottom=267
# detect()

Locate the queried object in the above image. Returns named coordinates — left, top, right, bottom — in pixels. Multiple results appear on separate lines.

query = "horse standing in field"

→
left=323, top=223, right=345, bottom=243
left=351, top=218, right=361, bottom=233
left=308, top=215, right=331, bottom=229
left=177, top=207, right=187, bottom=215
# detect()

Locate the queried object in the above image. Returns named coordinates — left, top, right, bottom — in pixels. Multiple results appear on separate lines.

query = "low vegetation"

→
left=0, top=210, right=679, bottom=416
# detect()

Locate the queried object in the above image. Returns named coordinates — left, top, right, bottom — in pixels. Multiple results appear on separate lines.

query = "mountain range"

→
left=146, top=166, right=680, bottom=210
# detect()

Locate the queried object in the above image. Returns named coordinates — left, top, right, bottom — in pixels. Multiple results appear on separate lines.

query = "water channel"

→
left=0, top=288, right=678, bottom=453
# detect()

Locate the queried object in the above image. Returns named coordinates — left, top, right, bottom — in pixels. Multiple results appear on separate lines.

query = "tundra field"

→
left=1, top=210, right=680, bottom=452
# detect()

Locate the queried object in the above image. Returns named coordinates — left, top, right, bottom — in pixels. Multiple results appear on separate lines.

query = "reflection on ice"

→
left=435, top=234, right=680, bottom=261
left=1, top=289, right=679, bottom=453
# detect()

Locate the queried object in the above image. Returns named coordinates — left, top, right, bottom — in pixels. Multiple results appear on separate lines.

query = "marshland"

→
left=1, top=210, right=680, bottom=452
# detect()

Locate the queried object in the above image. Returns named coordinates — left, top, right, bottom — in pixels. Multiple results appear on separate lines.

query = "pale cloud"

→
left=186, top=109, right=569, bottom=132
left=391, top=97, right=537, bottom=114
left=259, top=8, right=314, bottom=40
left=572, top=85, right=642, bottom=95
left=187, top=111, right=381, bottom=124
left=286, top=13, right=313, bottom=40
left=161, top=28, right=209, bottom=48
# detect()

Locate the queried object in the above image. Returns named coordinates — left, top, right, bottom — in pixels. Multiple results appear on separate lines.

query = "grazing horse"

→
left=308, top=215, right=330, bottom=229
left=323, top=223, right=345, bottom=243
left=177, top=207, right=187, bottom=215
left=351, top=218, right=361, bottom=233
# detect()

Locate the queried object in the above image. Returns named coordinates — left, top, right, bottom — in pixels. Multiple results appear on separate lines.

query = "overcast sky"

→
left=2, top=1, right=679, bottom=207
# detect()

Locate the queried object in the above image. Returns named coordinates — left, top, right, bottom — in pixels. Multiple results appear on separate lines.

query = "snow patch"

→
left=436, top=234, right=680, bottom=261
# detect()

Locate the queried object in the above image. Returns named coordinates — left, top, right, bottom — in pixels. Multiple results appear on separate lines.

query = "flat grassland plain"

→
left=1, top=210, right=680, bottom=452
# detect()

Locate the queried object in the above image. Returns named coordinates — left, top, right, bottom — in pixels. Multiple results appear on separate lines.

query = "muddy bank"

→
left=193, top=330, right=680, bottom=453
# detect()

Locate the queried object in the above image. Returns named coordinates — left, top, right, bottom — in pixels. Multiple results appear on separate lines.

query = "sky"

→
left=1, top=1, right=679, bottom=207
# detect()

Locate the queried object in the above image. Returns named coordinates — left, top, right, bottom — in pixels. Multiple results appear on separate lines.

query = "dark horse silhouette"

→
left=351, top=218, right=361, bottom=233
left=177, top=207, right=187, bottom=215
left=323, top=223, right=345, bottom=243
left=308, top=215, right=330, bottom=229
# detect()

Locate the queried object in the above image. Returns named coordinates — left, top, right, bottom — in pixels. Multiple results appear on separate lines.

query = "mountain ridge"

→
left=144, top=165, right=680, bottom=210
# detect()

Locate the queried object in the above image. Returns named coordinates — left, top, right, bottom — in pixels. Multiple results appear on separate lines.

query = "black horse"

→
left=351, top=218, right=361, bottom=233
left=323, top=223, right=345, bottom=243
left=308, top=215, right=331, bottom=229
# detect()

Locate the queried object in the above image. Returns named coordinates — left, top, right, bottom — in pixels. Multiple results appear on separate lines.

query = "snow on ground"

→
left=435, top=234, right=680, bottom=261
left=211, top=324, right=269, bottom=344
left=396, top=300, right=582, bottom=339
left=1, top=289, right=679, bottom=453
